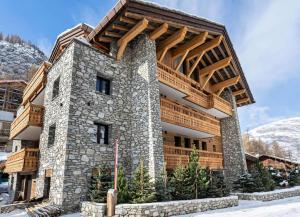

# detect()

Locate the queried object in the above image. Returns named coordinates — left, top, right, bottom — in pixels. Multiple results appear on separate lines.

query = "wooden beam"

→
left=232, top=89, right=246, bottom=96
left=236, top=97, right=249, bottom=105
left=157, top=27, right=188, bottom=62
left=105, top=31, right=122, bottom=38
left=212, top=75, right=240, bottom=96
left=172, top=32, right=208, bottom=59
left=174, top=50, right=189, bottom=71
left=149, top=23, right=168, bottom=40
left=186, top=35, right=223, bottom=77
left=186, top=35, right=223, bottom=61
left=120, top=16, right=136, bottom=25
left=117, top=18, right=149, bottom=60
left=98, top=36, right=113, bottom=43
left=112, top=24, right=129, bottom=32
left=200, top=57, right=232, bottom=79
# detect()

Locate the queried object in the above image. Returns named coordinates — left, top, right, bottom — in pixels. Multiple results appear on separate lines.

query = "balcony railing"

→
left=163, top=145, right=223, bottom=170
left=157, top=62, right=232, bottom=116
left=160, top=97, right=221, bottom=136
left=4, top=148, right=39, bottom=173
left=10, top=104, right=44, bottom=139
left=0, top=129, right=10, bottom=137
left=22, top=61, right=51, bottom=105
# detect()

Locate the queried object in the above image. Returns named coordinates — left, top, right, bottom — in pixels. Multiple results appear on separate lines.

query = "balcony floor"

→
left=162, top=121, right=213, bottom=138
left=14, top=126, right=42, bottom=140
left=159, top=83, right=229, bottom=119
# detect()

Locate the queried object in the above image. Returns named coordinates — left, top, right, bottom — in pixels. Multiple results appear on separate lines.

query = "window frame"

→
left=52, top=76, right=60, bottom=100
left=95, top=123, right=109, bottom=145
left=48, top=124, right=56, bottom=148
left=96, top=76, right=111, bottom=95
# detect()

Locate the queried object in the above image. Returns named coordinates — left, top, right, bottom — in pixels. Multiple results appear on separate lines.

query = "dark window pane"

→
left=52, top=77, right=60, bottom=99
left=201, top=141, right=207, bottom=151
left=48, top=124, right=56, bottom=147
left=96, top=123, right=109, bottom=144
left=96, top=77, right=110, bottom=95
left=184, top=138, right=190, bottom=148
left=174, top=136, right=181, bottom=147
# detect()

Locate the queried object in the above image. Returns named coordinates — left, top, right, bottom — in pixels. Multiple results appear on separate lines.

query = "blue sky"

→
left=1, top=0, right=300, bottom=131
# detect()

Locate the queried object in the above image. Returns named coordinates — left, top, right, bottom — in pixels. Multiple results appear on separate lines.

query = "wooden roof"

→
left=259, top=154, right=299, bottom=165
left=49, top=23, right=94, bottom=63
left=87, top=0, right=255, bottom=107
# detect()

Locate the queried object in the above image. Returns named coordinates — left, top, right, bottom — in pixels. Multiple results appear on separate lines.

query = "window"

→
left=14, top=146, right=18, bottom=152
left=174, top=136, right=181, bottom=147
left=96, top=77, right=110, bottom=95
left=213, top=145, right=217, bottom=152
left=48, top=124, right=56, bottom=147
left=193, top=140, right=200, bottom=149
left=52, top=77, right=60, bottom=99
left=184, top=138, right=190, bottom=148
left=96, top=123, right=109, bottom=144
left=201, top=141, right=207, bottom=151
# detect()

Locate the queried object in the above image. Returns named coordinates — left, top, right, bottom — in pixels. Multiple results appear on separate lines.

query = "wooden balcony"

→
left=160, top=97, right=221, bottom=136
left=157, top=62, right=232, bottom=116
left=4, top=148, right=39, bottom=173
left=164, top=145, right=223, bottom=170
left=22, top=61, right=52, bottom=106
left=10, top=104, right=44, bottom=140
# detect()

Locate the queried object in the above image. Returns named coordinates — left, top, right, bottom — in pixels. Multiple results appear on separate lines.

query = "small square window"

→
left=48, top=124, right=56, bottom=147
left=96, top=77, right=110, bottom=95
left=193, top=140, right=200, bottom=149
left=96, top=123, right=109, bottom=144
left=52, top=77, right=60, bottom=99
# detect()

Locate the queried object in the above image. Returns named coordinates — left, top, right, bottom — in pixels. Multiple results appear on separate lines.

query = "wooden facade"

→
left=4, top=148, right=39, bottom=173
left=10, top=103, right=44, bottom=139
left=22, top=62, right=52, bottom=105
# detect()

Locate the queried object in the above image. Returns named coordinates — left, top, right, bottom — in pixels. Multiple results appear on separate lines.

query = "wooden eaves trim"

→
left=117, top=18, right=149, bottom=60
left=211, top=75, right=240, bottom=96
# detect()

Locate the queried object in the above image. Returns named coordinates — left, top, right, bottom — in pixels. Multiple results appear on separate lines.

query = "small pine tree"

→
left=186, top=146, right=209, bottom=199
left=255, top=162, right=275, bottom=191
left=207, top=171, right=229, bottom=198
left=170, top=163, right=190, bottom=200
left=289, top=168, right=300, bottom=187
left=156, top=162, right=173, bottom=201
left=233, top=173, right=258, bottom=193
left=130, top=160, right=156, bottom=203
left=117, top=165, right=130, bottom=203
left=88, top=165, right=112, bottom=203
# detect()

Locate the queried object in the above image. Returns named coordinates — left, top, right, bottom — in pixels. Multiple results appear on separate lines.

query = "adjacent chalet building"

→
left=5, top=0, right=254, bottom=211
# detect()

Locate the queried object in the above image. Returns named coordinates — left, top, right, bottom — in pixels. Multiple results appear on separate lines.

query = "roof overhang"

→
left=88, top=0, right=255, bottom=107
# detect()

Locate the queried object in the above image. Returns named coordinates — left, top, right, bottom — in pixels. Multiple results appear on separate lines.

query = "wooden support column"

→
left=157, top=27, right=188, bottom=62
left=117, top=18, right=149, bottom=60
left=149, top=23, right=168, bottom=40
left=200, top=57, right=232, bottom=89
left=212, top=75, right=240, bottom=96
left=186, top=35, right=223, bottom=77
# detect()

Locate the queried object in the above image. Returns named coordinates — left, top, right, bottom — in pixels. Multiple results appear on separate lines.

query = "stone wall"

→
left=81, top=201, right=106, bottom=217
left=36, top=35, right=164, bottom=211
left=35, top=42, right=75, bottom=205
left=234, top=186, right=300, bottom=201
left=81, top=196, right=238, bottom=217
left=220, top=90, right=247, bottom=188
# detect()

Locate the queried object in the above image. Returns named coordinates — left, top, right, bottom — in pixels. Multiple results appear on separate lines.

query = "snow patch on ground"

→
left=176, top=196, right=300, bottom=217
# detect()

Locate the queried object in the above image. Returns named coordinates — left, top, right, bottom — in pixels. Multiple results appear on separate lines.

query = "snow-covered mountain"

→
left=249, top=117, right=300, bottom=161
left=0, top=38, right=47, bottom=80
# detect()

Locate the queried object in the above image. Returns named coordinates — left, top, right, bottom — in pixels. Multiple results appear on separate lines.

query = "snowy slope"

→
left=0, top=40, right=46, bottom=80
left=249, top=117, right=300, bottom=161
